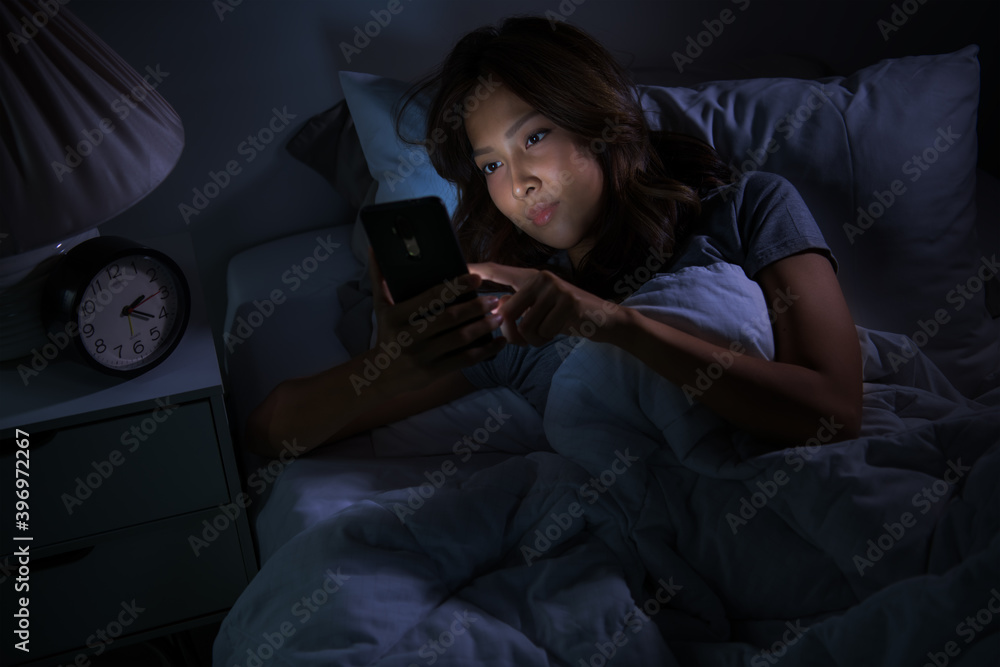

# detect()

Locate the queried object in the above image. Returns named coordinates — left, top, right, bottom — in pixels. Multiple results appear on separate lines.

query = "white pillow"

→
left=339, top=71, right=459, bottom=267
left=639, top=45, right=993, bottom=397
left=544, top=262, right=774, bottom=472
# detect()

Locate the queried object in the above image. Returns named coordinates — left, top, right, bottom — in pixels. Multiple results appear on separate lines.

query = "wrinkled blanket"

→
left=213, top=319, right=998, bottom=666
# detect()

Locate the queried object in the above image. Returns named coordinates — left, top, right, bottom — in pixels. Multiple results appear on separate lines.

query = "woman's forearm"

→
left=595, top=306, right=862, bottom=447
left=244, top=348, right=402, bottom=458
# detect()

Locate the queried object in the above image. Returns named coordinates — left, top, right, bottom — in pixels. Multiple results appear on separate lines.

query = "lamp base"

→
left=0, top=229, right=100, bottom=362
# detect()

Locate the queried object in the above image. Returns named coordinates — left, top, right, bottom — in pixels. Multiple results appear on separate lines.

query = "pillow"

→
left=544, top=262, right=775, bottom=475
left=330, top=47, right=994, bottom=396
left=639, top=44, right=994, bottom=398
left=339, top=70, right=459, bottom=267
left=222, top=225, right=361, bottom=446
left=285, top=99, right=374, bottom=211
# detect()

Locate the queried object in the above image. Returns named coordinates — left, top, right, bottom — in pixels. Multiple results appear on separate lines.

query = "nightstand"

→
left=0, top=233, right=257, bottom=667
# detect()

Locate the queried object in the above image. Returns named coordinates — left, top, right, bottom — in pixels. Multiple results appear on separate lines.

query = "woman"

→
left=245, top=16, right=862, bottom=458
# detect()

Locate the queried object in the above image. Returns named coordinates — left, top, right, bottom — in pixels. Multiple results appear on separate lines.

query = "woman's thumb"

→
left=367, top=247, right=394, bottom=306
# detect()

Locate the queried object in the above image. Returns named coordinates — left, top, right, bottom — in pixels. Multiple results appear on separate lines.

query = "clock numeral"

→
left=133, top=340, right=145, bottom=355
left=82, top=300, right=96, bottom=315
left=113, top=344, right=123, bottom=358
left=82, top=323, right=94, bottom=338
left=95, top=339, right=106, bottom=354
left=146, top=267, right=157, bottom=282
left=160, top=286, right=170, bottom=299
left=106, top=264, right=121, bottom=280
left=150, top=326, right=161, bottom=341
left=90, top=279, right=102, bottom=296
left=159, top=306, right=167, bottom=319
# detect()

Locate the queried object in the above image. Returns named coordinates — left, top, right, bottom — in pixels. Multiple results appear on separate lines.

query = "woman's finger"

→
left=468, top=262, right=537, bottom=291
left=367, top=247, right=394, bottom=306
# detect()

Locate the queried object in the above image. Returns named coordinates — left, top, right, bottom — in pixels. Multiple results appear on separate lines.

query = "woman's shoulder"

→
left=701, top=170, right=799, bottom=207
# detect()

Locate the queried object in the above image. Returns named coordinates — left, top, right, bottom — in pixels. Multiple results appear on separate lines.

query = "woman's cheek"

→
left=488, top=180, right=514, bottom=218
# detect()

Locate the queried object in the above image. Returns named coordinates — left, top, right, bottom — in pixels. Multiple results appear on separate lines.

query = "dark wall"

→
left=65, top=0, right=998, bottom=343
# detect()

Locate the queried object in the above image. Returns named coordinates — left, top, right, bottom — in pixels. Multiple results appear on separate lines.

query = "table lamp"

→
left=0, top=0, right=184, bottom=361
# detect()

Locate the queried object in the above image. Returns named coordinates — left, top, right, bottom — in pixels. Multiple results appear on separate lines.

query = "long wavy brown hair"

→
left=396, top=16, right=735, bottom=302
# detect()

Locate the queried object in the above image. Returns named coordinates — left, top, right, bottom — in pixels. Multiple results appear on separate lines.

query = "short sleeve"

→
left=667, top=171, right=837, bottom=278
left=729, top=171, right=839, bottom=279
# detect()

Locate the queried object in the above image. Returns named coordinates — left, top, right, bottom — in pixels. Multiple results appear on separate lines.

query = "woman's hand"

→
left=467, top=262, right=627, bottom=346
left=368, top=249, right=507, bottom=394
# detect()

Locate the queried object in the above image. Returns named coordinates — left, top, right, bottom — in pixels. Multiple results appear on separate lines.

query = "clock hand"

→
left=120, top=295, right=144, bottom=317
left=131, top=310, right=154, bottom=319
left=131, top=289, right=163, bottom=309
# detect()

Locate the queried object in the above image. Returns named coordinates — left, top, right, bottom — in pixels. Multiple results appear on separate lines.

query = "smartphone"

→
left=360, top=196, right=494, bottom=353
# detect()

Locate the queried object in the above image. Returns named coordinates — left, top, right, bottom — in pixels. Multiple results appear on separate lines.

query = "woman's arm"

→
left=245, top=253, right=507, bottom=458
left=245, top=364, right=480, bottom=458
left=602, top=251, right=863, bottom=446
left=472, top=250, right=862, bottom=448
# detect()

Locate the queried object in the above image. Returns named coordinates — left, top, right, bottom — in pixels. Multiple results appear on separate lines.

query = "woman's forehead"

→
left=465, top=87, right=536, bottom=142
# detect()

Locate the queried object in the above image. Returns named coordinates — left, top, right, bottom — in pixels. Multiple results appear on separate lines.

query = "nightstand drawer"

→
left=0, top=509, right=249, bottom=665
left=0, top=400, right=230, bottom=549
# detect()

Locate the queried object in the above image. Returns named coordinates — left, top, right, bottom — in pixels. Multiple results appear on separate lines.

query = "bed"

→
left=212, top=45, right=999, bottom=666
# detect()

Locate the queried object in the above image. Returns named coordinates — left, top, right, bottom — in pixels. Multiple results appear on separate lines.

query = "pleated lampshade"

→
left=0, top=0, right=184, bottom=359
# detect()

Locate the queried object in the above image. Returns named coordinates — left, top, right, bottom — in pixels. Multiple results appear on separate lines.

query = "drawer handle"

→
left=33, top=546, right=95, bottom=571
left=1, top=430, right=57, bottom=456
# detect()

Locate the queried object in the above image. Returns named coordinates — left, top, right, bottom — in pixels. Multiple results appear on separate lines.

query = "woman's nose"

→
left=511, top=162, right=538, bottom=199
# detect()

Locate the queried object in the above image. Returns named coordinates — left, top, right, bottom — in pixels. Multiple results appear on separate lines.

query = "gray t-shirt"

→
left=460, top=171, right=837, bottom=415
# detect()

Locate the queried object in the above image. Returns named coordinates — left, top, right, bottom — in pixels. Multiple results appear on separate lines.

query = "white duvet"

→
left=215, top=264, right=999, bottom=666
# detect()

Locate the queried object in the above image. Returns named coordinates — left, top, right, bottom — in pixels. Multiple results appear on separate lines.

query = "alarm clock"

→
left=42, top=236, right=191, bottom=378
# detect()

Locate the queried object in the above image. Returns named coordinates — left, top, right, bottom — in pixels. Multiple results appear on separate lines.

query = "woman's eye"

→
left=526, top=130, right=549, bottom=146
left=482, top=161, right=501, bottom=175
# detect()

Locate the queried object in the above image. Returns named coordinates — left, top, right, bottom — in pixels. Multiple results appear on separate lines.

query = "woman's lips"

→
left=527, top=202, right=558, bottom=226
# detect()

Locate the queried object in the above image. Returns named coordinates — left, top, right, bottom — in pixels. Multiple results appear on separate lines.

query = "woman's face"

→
left=464, top=85, right=605, bottom=268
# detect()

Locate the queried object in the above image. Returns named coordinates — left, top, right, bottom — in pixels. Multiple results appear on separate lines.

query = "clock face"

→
left=75, top=254, right=187, bottom=372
